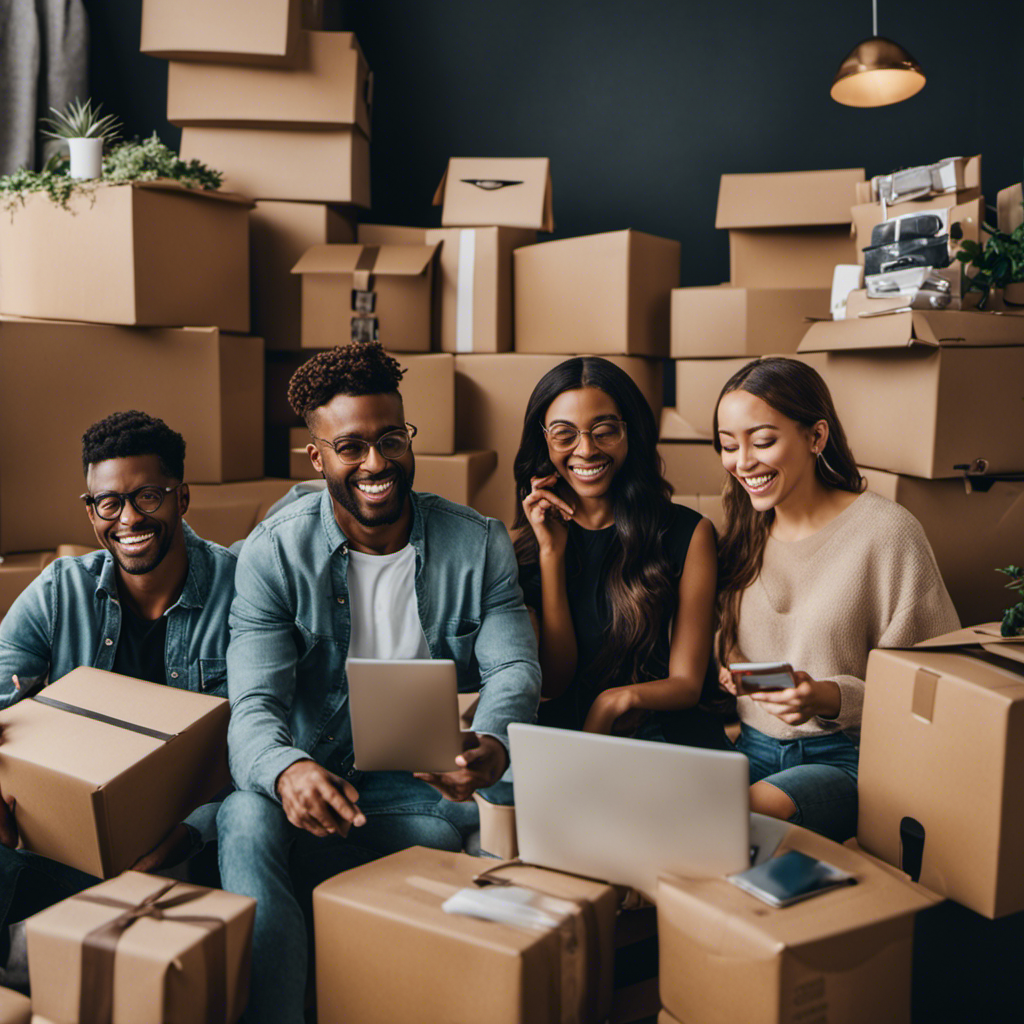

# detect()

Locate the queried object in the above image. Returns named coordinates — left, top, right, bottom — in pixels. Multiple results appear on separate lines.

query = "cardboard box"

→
left=251, top=201, right=355, bottom=350
left=0, top=553, right=54, bottom=620
left=670, top=286, right=830, bottom=357
left=514, top=230, right=680, bottom=356
left=798, top=311, right=1024, bottom=478
left=456, top=353, right=663, bottom=527
left=179, top=127, right=370, bottom=205
left=0, top=989, right=29, bottom=1024
left=140, top=0, right=315, bottom=64
left=997, top=182, right=1023, bottom=235
left=27, top=872, right=254, bottom=1024
left=168, top=31, right=372, bottom=136
left=657, top=441, right=725, bottom=496
left=715, top=168, right=864, bottom=289
left=0, top=183, right=251, bottom=330
left=671, top=494, right=724, bottom=533
left=858, top=631, right=1024, bottom=917
left=855, top=155, right=982, bottom=207
left=313, top=846, right=618, bottom=1024
left=293, top=243, right=438, bottom=351
left=860, top=467, right=1024, bottom=626
left=0, top=319, right=264, bottom=553
left=0, top=668, right=230, bottom=877
left=186, top=478, right=297, bottom=548
left=434, top=157, right=553, bottom=231
left=658, top=825, right=937, bottom=1024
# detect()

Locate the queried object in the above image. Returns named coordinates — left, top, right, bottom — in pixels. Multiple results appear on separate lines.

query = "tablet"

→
left=347, top=658, right=464, bottom=773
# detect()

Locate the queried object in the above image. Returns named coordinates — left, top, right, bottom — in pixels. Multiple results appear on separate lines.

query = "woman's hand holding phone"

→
left=746, top=670, right=842, bottom=725
left=522, top=473, right=575, bottom=557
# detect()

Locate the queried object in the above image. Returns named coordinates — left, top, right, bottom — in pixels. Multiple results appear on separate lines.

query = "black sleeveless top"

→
left=519, top=501, right=729, bottom=750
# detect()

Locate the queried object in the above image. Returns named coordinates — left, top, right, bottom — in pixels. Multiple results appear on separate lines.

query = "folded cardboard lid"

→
left=798, top=310, right=1024, bottom=353
left=291, top=243, right=438, bottom=276
left=660, top=407, right=708, bottom=441
left=433, top=157, right=554, bottom=232
left=715, top=168, right=865, bottom=229
left=914, top=623, right=1024, bottom=667
left=125, top=179, right=254, bottom=208
left=998, top=183, right=1024, bottom=235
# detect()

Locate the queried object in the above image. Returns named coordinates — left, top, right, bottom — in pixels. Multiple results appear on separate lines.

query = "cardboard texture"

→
left=997, top=182, right=1023, bottom=235
left=858, top=638, right=1024, bottom=918
left=860, top=468, right=1024, bottom=626
left=455, top=354, right=663, bottom=526
left=473, top=793, right=518, bottom=860
left=0, top=988, right=30, bottom=1024
left=728, top=228, right=859, bottom=289
left=658, top=825, right=937, bottom=1024
left=0, top=319, right=264, bottom=553
left=0, top=182, right=252, bottom=331
left=186, top=478, right=296, bottom=548
left=670, top=287, right=830, bottom=357
left=27, top=871, right=254, bottom=1024
left=0, top=668, right=230, bottom=877
left=0, top=552, right=54, bottom=620
left=854, top=155, right=982, bottom=208
left=798, top=311, right=1024, bottom=477
left=313, top=846, right=618, bottom=1024
left=293, top=243, right=438, bottom=351
left=657, top=441, right=725, bottom=496
left=514, top=230, right=681, bottom=356
left=179, top=127, right=370, bottom=205
left=251, top=201, right=355, bottom=350
left=671, top=494, right=725, bottom=534
left=168, top=31, right=372, bottom=136
left=434, top=158, right=554, bottom=231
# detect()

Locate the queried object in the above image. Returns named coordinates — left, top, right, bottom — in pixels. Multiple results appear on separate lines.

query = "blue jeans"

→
left=217, top=772, right=480, bottom=1024
left=735, top=724, right=860, bottom=842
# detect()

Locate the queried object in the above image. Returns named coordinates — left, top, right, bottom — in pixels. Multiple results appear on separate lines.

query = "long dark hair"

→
left=512, top=357, right=675, bottom=689
left=713, top=357, right=864, bottom=665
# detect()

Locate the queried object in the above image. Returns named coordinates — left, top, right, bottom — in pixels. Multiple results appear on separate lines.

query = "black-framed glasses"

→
left=311, top=424, right=418, bottom=465
left=81, top=484, right=181, bottom=521
left=541, top=419, right=627, bottom=453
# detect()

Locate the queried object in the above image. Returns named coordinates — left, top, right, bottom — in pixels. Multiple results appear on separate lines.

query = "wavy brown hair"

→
left=714, top=358, right=864, bottom=666
left=512, top=357, right=676, bottom=689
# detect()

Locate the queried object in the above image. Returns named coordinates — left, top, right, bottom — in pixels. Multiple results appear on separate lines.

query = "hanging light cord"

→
left=873, top=0, right=878, bottom=37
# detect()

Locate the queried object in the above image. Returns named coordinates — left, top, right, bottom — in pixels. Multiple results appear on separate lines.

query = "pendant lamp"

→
left=831, top=0, right=925, bottom=107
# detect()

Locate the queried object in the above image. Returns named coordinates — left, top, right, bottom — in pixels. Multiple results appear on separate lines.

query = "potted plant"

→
left=955, top=214, right=1024, bottom=310
left=40, top=98, right=122, bottom=180
left=996, top=565, right=1024, bottom=637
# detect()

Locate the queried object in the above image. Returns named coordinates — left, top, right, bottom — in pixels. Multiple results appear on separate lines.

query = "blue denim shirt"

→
left=0, top=522, right=237, bottom=845
left=226, top=488, right=541, bottom=802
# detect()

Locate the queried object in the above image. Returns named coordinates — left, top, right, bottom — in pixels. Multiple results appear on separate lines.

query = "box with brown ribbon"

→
left=26, top=871, right=255, bottom=1024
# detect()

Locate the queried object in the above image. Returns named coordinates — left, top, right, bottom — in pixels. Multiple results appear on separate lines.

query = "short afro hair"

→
left=287, top=342, right=405, bottom=423
left=81, top=411, right=186, bottom=480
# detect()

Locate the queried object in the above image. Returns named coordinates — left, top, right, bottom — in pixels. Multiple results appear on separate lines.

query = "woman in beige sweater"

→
left=713, top=357, right=959, bottom=841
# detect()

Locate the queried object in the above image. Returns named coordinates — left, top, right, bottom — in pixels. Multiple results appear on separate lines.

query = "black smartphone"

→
left=728, top=850, right=857, bottom=908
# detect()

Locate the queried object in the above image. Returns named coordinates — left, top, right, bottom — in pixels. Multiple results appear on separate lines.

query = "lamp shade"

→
left=831, top=36, right=925, bottom=107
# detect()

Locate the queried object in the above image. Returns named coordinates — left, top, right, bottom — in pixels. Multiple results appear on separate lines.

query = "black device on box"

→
left=863, top=235, right=950, bottom=276
left=728, top=850, right=857, bottom=908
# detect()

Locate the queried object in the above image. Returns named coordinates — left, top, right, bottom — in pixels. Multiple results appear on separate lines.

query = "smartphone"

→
left=728, top=849, right=857, bottom=908
left=728, top=661, right=796, bottom=691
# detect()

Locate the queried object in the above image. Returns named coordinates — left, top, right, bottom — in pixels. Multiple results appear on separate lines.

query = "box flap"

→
left=128, top=179, right=255, bottom=208
left=998, top=183, right=1024, bottom=235
left=433, top=157, right=554, bottom=231
left=915, top=624, right=1024, bottom=668
left=291, top=243, right=438, bottom=276
left=660, top=407, right=709, bottom=441
left=715, top=168, right=865, bottom=229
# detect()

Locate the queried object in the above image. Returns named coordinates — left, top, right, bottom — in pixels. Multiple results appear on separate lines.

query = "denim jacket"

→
left=226, top=488, right=541, bottom=802
left=0, top=522, right=237, bottom=846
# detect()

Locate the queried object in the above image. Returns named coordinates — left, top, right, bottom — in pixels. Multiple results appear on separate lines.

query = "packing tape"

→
left=31, top=694, right=175, bottom=741
left=455, top=229, right=477, bottom=353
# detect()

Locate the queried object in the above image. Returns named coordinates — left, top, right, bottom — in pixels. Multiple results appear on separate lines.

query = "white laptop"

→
left=507, top=723, right=787, bottom=900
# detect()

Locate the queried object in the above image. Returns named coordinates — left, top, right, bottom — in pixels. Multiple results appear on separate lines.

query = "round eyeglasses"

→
left=311, top=424, right=418, bottom=465
left=81, top=484, right=181, bottom=521
left=541, top=419, right=627, bottom=453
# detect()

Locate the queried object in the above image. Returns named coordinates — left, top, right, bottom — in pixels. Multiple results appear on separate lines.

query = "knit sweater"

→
left=733, top=491, right=960, bottom=741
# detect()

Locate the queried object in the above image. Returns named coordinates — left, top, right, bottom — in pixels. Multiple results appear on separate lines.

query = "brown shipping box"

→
left=0, top=989, right=29, bottom=1024
left=179, top=126, right=370, bottom=205
left=798, top=310, right=1024, bottom=478
left=27, top=872, right=254, bottom=1024
left=0, top=668, right=230, bottom=877
left=434, top=157, right=554, bottom=231
left=0, top=182, right=251, bottom=331
left=715, top=168, right=865, bottom=289
left=140, top=0, right=313, bottom=64
left=456, top=354, right=663, bottom=527
left=670, top=287, right=831, bottom=358
left=168, top=31, right=372, bottom=136
left=0, top=319, right=264, bottom=553
left=0, top=553, right=54, bottom=620
left=514, top=230, right=680, bottom=356
left=187, top=478, right=297, bottom=548
left=860, top=468, right=1024, bottom=626
left=658, top=825, right=937, bottom=1024
left=854, top=155, right=982, bottom=208
left=251, top=201, right=355, bottom=350
left=314, top=846, right=618, bottom=1024
left=657, top=441, right=725, bottom=496
left=997, top=182, right=1023, bottom=234
left=293, top=243, right=438, bottom=351
left=858, top=630, right=1024, bottom=918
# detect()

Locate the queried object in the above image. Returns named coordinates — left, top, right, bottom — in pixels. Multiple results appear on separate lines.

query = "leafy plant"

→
left=955, top=213, right=1024, bottom=309
left=996, top=565, right=1024, bottom=637
left=40, top=98, right=122, bottom=143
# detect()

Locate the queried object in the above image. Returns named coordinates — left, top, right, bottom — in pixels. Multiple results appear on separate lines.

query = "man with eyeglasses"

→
left=0, top=410, right=237, bottom=982
left=218, top=342, right=540, bottom=1024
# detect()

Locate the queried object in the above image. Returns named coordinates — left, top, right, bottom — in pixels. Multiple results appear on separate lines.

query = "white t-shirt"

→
left=346, top=544, right=430, bottom=660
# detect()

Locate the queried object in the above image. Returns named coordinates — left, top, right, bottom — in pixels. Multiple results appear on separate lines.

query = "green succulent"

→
left=996, top=565, right=1024, bottom=637
left=956, top=186, right=1024, bottom=308
left=40, top=98, right=122, bottom=143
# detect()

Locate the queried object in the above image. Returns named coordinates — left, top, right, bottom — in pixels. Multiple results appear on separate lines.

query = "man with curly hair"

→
left=218, top=342, right=541, bottom=1024
left=0, top=411, right=237, bottom=982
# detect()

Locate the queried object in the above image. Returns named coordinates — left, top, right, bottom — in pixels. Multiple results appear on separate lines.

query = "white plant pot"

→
left=68, top=137, right=103, bottom=180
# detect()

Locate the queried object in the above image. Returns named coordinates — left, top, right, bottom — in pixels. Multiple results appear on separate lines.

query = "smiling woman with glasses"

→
left=511, top=356, right=732, bottom=750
